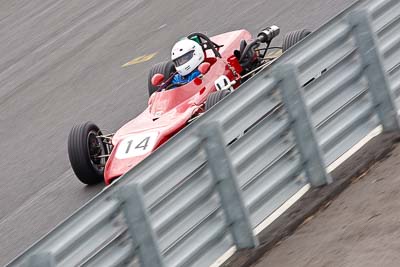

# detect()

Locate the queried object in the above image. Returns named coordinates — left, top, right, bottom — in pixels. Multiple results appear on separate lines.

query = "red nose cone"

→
left=151, top=73, right=165, bottom=86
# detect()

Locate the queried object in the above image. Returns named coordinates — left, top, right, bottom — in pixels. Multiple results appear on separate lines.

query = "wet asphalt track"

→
left=0, top=0, right=356, bottom=265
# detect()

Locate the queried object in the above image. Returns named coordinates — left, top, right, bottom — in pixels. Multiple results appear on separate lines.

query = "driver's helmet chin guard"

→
left=171, top=39, right=204, bottom=76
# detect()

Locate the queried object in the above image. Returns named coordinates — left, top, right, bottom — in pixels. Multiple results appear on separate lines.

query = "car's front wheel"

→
left=148, top=61, right=175, bottom=96
left=68, top=122, right=107, bottom=185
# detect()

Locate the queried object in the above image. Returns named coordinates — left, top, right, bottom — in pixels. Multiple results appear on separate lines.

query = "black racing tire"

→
left=205, top=90, right=231, bottom=111
left=282, top=29, right=311, bottom=52
left=148, top=61, right=175, bottom=96
left=68, top=122, right=106, bottom=185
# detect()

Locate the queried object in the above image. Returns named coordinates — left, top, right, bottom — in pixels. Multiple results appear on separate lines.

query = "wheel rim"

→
left=87, top=130, right=106, bottom=171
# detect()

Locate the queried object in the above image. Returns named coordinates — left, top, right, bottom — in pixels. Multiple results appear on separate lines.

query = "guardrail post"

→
left=347, top=9, right=400, bottom=132
left=116, top=183, right=165, bottom=267
left=25, top=252, right=55, bottom=267
left=200, top=122, right=258, bottom=249
left=273, top=64, right=332, bottom=187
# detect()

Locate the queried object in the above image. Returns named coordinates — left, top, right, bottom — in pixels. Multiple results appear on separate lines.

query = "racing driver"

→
left=170, top=38, right=205, bottom=87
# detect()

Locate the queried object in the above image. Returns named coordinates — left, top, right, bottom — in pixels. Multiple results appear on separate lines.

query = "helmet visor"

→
left=173, top=50, right=194, bottom=67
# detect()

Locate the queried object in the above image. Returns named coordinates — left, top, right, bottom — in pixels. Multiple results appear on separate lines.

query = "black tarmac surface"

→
left=0, top=0, right=355, bottom=265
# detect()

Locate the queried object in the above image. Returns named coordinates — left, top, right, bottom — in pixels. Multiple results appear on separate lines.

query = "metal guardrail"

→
left=9, top=0, right=400, bottom=266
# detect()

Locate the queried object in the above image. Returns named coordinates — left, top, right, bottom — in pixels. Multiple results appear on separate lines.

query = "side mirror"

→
left=198, top=62, right=211, bottom=75
left=151, top=73, right=164, bottom=86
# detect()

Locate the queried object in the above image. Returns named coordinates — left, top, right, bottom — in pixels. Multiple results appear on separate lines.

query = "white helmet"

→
left=171, top=39, right=204, bottom=76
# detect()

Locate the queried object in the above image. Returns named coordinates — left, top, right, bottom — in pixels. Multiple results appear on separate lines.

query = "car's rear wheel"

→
left=68, top=122, right=107, bottom=185
left=148, top=61, right=175, bottom=96
left=282, top=29, right=311, bottom=52
left=205, top=90, right=231, bottom=111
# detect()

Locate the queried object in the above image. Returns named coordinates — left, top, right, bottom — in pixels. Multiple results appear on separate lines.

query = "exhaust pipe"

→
left=257, top=25, right=280, bottom=43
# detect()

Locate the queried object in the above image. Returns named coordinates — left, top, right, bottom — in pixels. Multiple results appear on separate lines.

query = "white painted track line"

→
left=210, top=126, right=384, bottom=266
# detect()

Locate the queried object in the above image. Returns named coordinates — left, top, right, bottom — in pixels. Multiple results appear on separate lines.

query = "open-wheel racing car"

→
left=68, top=26, right=311, bottom=185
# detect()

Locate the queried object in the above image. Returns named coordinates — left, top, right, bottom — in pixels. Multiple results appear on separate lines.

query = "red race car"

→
left=68, top=26, right=310, bottom=185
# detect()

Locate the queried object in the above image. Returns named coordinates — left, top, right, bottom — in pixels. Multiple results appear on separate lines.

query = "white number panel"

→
left=115, top=132, right=159, bottom=159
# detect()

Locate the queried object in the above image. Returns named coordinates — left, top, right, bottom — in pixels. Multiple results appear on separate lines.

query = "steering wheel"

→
left=164, top=82, right=187, bottom=90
